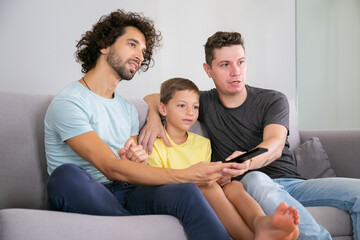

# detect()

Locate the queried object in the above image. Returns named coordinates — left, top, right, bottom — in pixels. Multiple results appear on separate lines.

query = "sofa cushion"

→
left=0, top=209, right=187, bottom=240
left=294, top=137, right=336, bottom=179
left=306, top=206, right=353, bottom=237
left=129, top=98, right=148, bottom=130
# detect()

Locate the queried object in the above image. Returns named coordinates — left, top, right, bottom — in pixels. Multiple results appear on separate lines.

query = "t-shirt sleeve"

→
left=147, top=139, right=166, bottom=168
left=204, top=140, right=212, bottom=163
left=263, top=93, right=290, bottom=130
left=46, top=97, right=93, bottom=141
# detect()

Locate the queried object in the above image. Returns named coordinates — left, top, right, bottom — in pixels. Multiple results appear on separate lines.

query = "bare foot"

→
left=254, top=202, right=299, bottom=240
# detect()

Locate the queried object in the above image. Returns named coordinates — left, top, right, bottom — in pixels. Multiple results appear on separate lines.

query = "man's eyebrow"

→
left=126, top=38, right=140, bottom=44
left=218, top=57, right=246, bottom=63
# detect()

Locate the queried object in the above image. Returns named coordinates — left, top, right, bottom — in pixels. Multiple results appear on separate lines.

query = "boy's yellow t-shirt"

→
left=148, top=131, right=211, bottom=169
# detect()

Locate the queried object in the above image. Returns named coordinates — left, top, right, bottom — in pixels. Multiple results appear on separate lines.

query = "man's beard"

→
left=107, top=48, right=136, bottom=80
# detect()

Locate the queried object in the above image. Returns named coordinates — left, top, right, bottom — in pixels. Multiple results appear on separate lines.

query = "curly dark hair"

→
left=204, top=31, right=245, bottom=66
left=76, top=9, right=162, bottom=73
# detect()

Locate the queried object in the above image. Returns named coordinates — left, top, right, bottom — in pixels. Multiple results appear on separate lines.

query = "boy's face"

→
left=159, top=90, right=199, bottom=132
left=203, top=44, right=247, bottom=97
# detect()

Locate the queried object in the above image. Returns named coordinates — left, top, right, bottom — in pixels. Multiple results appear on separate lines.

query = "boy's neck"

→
left=165, top=126, right=188, bottom=145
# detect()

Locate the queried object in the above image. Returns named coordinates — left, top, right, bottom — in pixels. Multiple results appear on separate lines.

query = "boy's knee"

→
left=222, top=181, right=246, bottom=200
left=223, top=180, right=244, bottom=192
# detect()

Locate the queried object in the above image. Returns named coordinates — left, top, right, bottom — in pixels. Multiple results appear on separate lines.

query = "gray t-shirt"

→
left=199, top=85, right=301, bottom=179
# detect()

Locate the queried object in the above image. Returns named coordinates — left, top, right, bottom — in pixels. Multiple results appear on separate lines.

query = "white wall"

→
left=0, top=0, right=296, bottom=103
left=296, top=0, right=360, bottom=130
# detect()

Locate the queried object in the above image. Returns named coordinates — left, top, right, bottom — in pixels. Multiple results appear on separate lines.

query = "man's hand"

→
left=184, top=161, right=233, bottom=186
left=221, top=151, right=252, bottom=177
left=138, top=114, right=171, bottom=155
left=118, top=137, right=148, bottom=165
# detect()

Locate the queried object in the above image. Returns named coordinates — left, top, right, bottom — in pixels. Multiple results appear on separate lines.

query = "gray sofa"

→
left=0, top=91, right=359, bottom=240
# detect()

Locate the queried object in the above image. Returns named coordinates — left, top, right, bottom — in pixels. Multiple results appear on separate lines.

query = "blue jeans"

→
left=47, top=164, right=230, bottom=240
left=241, top=171, right=360, bottom=240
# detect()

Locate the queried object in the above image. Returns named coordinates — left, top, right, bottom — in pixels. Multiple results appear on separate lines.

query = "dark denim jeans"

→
left=47, top=164, right=229, bottom=240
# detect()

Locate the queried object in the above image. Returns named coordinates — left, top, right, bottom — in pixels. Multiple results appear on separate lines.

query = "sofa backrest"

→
left=0, top=91, right=301, bottom=210
left=0, top=92, right=54, bottom=209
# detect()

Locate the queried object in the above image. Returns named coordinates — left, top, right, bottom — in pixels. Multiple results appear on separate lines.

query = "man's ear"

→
left=158, top=102, right=167, bottom=117
left=203, top=63, right=212, bottom=78
left=100, top=46, right=110, bottom=55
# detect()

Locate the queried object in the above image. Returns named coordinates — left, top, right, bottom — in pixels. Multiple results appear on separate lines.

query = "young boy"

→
left=147, top=77, right=300, bottom=240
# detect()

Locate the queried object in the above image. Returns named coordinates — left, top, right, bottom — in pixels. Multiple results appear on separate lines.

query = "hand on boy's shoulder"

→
left=138, top=114, right=171, bottom=155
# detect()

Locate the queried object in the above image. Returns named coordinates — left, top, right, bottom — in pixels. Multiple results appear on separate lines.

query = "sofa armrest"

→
left=299, top=129, right=360, bottom=179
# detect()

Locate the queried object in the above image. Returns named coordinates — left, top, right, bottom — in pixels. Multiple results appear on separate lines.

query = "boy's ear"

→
left=158, top=102, right=167, bottom=117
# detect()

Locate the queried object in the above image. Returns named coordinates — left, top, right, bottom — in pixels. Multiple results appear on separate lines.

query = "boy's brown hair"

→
left=160, top=77, right=199, bottom=104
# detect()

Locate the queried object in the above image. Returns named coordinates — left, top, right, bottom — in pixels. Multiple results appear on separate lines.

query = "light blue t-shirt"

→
left=44, top=81, right=139, bottom=184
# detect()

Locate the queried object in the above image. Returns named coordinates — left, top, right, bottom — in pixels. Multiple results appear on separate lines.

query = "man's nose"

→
left=231, top=64, right=241, bottom=76
left=135, top=49, right=144, bottom=63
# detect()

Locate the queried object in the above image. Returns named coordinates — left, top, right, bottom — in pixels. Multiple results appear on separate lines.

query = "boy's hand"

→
left=117, top=138, right=148, bottom=165
left=184, top=161, right=233, bottom=186
left=217, top=175, right=232, bottom=187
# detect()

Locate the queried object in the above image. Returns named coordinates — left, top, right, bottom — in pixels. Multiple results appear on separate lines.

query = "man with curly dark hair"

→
left=75, top=10, right=159, bottom=74
left=44, top=10, right=231, bottom=239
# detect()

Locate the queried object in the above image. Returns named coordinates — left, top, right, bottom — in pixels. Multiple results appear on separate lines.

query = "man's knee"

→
left=241, top=171, right=272, bottom=190
left=47, top=164, right=89, bottom=195
left=161, top=183, right=205, bottom=204
left=169, top=183, right=201, bottom=197
left=50, top=163, right=85, bottom=178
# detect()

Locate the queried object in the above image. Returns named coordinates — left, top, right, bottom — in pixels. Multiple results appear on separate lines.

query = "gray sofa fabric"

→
left=0, top=209, right=186, bottom=240
left=1, top=91, right=359, bottom=240
left=0, top=93, right=52, bottom=210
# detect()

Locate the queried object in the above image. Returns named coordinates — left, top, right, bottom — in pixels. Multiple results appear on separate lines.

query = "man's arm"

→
left=139, top=93, right=171, bottom=154
left=66, top=131, right=231, bottom=186
left=222, top=123, right=287, bottom=176
left=248, top=123, right=287, bottom=169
